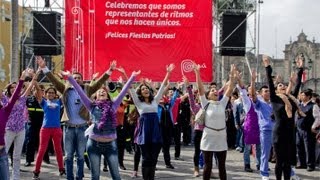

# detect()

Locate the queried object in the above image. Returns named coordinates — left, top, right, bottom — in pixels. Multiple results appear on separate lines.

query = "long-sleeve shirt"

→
left=6, top=96, right=28, bottom=132
left=0, top=80, right=24, bottom=145
left=157, top=90, right=178, bottom=124
left=254, top=97, right=274, bottom=131
left=68, top=74, right=135, bottom=140
left=312, top=104, right=320, bottom=129
left=187, top=86, right=202, bottom=130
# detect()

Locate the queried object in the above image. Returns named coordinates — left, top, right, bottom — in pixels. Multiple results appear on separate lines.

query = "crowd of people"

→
left=0, top=54, right=319, bottom=180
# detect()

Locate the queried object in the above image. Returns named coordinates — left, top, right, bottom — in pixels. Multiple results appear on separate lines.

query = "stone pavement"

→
left=18, top=146, right=319, bottom=180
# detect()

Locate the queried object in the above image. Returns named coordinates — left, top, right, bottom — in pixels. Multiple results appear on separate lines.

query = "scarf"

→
left=276, top=94, right=306, bottom=119
left=93, top=100, right=116, bottom=129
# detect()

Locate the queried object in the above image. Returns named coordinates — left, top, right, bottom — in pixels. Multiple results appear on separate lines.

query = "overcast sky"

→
left=259, top=0, right=319, bottom=58
left=17, top=0, right=319, bottom=59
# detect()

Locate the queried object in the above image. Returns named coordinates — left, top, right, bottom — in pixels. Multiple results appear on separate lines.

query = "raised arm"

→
left=250, top=69, right=258, bottom=102
left=263, top=55, right=277, bottom=102
left=87, top=60, right=116, bottom=97
left=154, top=64, right=175, bottom=103
left=36, top=56, right=66, bottom=93
left=224, top=64, right=236, bottom=97
left=193, top=62, right=205, bottom=96
left=113, top=70, right=140, bottom=109
left=61, top=70, right=93, bottom=110
left=5, top=71, right=27, bottom=112
left=286, top=72, right=297, bottom=95
left=292, top=57, right=304, bottom=97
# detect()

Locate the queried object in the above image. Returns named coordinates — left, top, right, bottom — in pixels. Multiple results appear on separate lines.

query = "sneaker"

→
left=120, top=165, right=127, bottom=170
left=131, top=171, right=138, bottom=178
left=256, top=165, right=260, bottom=171
left=24, top=162, right=31, bottom=167
left=244, top=166, right=253, bottom=172
left=262, top=176, right=269, bottom=180
left=103, top=166, right=108, bottom=172
left=307, top=166, right=315, bottom=172
left=59, top=169, right=66, bottom=176
left=33, top=171, right=40, bottom=180
left=236, top=147, right=242, bottom=151
left=290, top=175, right=301, bottom=180
left=175, top=157, right=184, bottom=161
left=166, top=164, right=175, bottom=169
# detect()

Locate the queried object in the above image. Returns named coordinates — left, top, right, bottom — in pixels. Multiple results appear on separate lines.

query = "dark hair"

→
left=210, top=82, right=217, bottom=86
left=315, top=97, right=320, bottom=106
left=72, top=72, right=83, bottom=80
left=5, top=82, right=17, bottom=97
left=312, top=93, right=319, bottom=98
left=301, top=89, right=313, bottom=98
left=136, top=83, right=154, bottom=102
left=259, top=85, right=269, bottom=91
left=232, top=91, right=239, bottom=98
left=45, top=87, right=57, bottom=95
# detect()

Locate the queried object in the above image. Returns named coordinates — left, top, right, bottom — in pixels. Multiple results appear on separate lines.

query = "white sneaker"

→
left=262, top=176, right=269, bottom=180
left=290, top=175, right=301, bottom=180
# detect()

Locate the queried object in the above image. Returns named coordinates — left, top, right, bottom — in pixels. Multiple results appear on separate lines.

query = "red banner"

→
left=65, top=0, right=213, bottom=82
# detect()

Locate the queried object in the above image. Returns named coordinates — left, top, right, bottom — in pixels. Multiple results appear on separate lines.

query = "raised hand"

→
left=289, top=72, right=297, bottom=84
left=262, top=55, right=270, bottom=67
left=182, top=75, right=190, bottom=87
left=117, top=76, right=124, bottom=84
left=36, top=56, right=46, bottom=68
left=116, top=66, right=126, bottom=74
left=166, top=64, right=175, bottom=73
left=229, top=64, right=237, bottom=81
left=192, top=62, right=200, bottom=72
left=251, top=69, right=257, bottom=82
left=132, top=70, right=141, bottom=77
left=60, top=70, right=71, bottom=77
left=20, top=70, right=27, bottom=80
left=109, top=60, right=117, bottom=71
left=92, top=72, right=100, bottom=80
left=145, top=78, right=152, bottom=85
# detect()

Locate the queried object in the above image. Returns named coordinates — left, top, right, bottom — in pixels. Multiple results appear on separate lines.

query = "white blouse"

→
left=200, top=95, right=229, bottom=151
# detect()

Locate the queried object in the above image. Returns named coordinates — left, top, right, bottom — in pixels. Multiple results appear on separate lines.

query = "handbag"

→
left=194, top=103, right=210, bottom=125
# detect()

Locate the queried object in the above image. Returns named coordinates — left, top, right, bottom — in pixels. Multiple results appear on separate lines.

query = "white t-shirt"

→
left=200, top=95, right=229, bottom=151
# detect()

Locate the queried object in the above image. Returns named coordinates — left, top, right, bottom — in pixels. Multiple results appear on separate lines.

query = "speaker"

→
left=220, top=13, right=247, bottom=56
left=32, top=11, right=61, bottom=55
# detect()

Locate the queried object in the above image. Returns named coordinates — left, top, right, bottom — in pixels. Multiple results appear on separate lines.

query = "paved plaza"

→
left=18, top=146, right=319, bottom=180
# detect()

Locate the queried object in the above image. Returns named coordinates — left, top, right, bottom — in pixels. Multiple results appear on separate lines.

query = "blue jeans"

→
left=260, top=130, right=272, bottom=177
left=87, top=139, right=121, bottom=180
left=0, top=147, right=9, bottom=180
left=64, top=126, right=87, bottom=180
left=235, top=128, right=243, bottom=148
left=244, top=143, right=261, bottom=167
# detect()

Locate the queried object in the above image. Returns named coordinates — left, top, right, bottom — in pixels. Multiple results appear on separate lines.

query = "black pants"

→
left=117, top=125, right=126, bottom=166
left=193, top=130, right=203, bottom=167
left=173, top=124, right=181, bottom=158
left=203, top=151, right=227, bottom=180
left=182, top=123, right=191, bottom=145
left=134, top=143, right=141, bottom=171
left=140, top=143, right=161, bottom=180
left=296, top=128, right=316, bottom=168
left=274, top=143, right=292, bottom=180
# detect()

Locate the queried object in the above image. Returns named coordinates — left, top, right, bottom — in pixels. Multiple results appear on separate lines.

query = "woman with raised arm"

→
left=193, top=62, right=236, bottom=180
left=5, top=68, right=35, bottom=180
left=128, top=64, right=174, bottom=180
left=0, top=71, right=27, bottom=180
left=31, top=70, right=65, bottom=180
left=61, top=66, right=140, bottom=180
left=263, top=55, right=304, bottom=180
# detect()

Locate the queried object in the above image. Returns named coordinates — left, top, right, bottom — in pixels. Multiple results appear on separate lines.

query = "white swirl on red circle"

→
left=181, top=59, right=194, bottom=73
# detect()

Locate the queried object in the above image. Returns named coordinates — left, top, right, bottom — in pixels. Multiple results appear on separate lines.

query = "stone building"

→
left=283, top=31, right=320, bottom=94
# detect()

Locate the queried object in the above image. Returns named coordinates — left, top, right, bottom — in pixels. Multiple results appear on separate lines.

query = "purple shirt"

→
left=0, top=80, right=24, bottom=145
left=68, top=74, right=135, bottom=139
left=6, top=96, right=28, bottom=132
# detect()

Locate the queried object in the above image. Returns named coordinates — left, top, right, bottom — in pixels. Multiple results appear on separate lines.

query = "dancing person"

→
left=0, top=71, right=26, bottom=180
left=62, top=66, right=140, bottom=180
left=193, top=62, right=236, bottom=180
left=128, top=64, right=175, bottom=180
left=37, top=56, right=114, bottom=180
